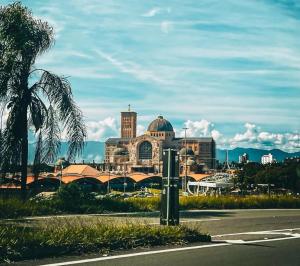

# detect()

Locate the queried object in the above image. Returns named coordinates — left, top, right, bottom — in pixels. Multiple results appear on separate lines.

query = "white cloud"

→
left=82, top=116, right=299, bottom=152
left=179, top=119, right=222, bottom=139
left=231, top=123, right=300, bottom=152
left=142, top=8, right=161, bottom=17
left=95, top=50, right=168, bottom=84
left=137, top=124, right=146, bottom=136
left=211, top=129, right=223, bottom=142
left=142, top=7, right=171, bottom=17
left=160, top=21, right=173, bottom=33
left=86, top=117, right=118, bottom=141
left=232, top=123, right=258, bottom=143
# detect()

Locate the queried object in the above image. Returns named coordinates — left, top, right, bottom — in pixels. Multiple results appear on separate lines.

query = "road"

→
left=11, top=209, right=300, bottom=266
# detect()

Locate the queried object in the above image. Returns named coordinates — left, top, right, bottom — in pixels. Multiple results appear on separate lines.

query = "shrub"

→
left=0, top=218, right=210, bottom=262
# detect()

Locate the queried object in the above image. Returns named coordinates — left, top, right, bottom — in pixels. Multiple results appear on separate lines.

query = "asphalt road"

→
left=10, top=209, right=300, bottom=266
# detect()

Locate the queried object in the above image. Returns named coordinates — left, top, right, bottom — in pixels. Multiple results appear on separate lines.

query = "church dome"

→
left=147, top=116, right=174, bottom=132
left=113, top=148, right=128, bottom=156
left=179, top=148, right=194, bottom=156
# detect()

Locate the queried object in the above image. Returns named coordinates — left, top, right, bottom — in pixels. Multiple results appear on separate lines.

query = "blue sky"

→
left=1, top=0, right=300, bottom=151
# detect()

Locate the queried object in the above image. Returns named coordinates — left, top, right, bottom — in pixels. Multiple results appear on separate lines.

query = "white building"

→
left=239, top=153, right=249, bottom=164
left=261, top=153, right=274, bottom=165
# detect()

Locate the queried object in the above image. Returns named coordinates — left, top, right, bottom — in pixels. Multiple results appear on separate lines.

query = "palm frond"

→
left=0, top=2, right=54, bottom=61
left=42, top=105, right=61, bottom=163
left=36, top=71, right=86, bottom=160
left=32, top=131, right=42, bottom=178
left=0, top=127, right=22, bottom=172
left=29, top=94, right=48, bottom=132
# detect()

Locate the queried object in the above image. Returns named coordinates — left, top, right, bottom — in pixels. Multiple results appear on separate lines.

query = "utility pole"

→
left=182, top=127, right=188, bottom=194
left=107, top=163, right=110, bottom=194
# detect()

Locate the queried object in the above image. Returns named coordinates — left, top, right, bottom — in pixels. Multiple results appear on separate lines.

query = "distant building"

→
left=239, top=153, right=249, bottom=164
left=121, top=106, right=137, bottom=138
left=284, top=157, right=300, bottom=163
left=261, top=153, right=274, bottom=164
left=105, top=108, right=216, bottom=174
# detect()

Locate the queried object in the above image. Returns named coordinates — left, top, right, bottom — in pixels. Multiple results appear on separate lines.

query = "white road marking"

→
left=39, top=228, right=300, bottom=266
left=225, top=240, right=245, bottom=244
left=149, top=218, right=221, bottom=225
left=5, top=208, right=300, bottom=221
left=212, top=227, right=300, bottom=238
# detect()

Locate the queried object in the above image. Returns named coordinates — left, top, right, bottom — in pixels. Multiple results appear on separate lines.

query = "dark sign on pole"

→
left=160, top=149, right=180, bottom=226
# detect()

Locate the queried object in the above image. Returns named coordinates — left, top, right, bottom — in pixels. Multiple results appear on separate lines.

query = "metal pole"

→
left=182, top=127, right=188, bottom=194
left=59, top=161, right=63, bottom=187
left=107, top=164, right=110, bottom=194
left=123, top=171, right=126, bottom=193
left=166, top=149, right=171, bottom=226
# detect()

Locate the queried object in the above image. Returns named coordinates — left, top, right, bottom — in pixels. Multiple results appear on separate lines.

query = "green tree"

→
left=0, top=2, right=86, bottom=198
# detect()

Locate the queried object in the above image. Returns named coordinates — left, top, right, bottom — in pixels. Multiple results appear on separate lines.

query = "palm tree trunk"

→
left=21, top=105, right=28, bottom=200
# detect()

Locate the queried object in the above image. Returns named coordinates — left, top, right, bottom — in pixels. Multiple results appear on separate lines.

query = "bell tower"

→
left=121, top=104, right=137, bottom=138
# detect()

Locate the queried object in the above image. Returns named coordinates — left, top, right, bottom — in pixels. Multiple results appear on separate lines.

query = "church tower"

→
left=121, top=105, right=137, bottom=138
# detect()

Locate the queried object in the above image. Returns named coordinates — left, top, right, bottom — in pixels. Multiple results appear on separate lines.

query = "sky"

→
left=1, top=0, right=300, bottom=151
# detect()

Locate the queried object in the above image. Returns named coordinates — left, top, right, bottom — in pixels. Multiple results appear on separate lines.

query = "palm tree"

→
left=0, top=2, right=86, bottom=198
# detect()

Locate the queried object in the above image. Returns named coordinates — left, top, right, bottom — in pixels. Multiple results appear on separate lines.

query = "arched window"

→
left=139, top=141, right=152, bottom=160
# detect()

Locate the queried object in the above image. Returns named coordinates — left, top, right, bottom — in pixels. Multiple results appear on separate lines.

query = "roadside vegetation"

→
left=1, top=183, right=300, bottom=219
left=236, top=161, right=300, bottom=193
left=0, top=217, right=210, bottom=263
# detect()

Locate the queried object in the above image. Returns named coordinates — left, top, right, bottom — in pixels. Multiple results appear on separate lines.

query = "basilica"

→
left=105, top=108, right=216, bottom=174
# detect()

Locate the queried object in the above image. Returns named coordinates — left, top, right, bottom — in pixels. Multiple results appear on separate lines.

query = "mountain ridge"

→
left=28, top=141, right=300, bottom=163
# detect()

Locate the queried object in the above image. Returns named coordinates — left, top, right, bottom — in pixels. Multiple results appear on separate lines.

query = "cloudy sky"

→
left=1, top=0, right=300, bottom=151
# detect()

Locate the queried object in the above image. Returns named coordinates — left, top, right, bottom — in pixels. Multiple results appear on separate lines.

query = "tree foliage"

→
left=0, top=2, right=86, bottom=194
left=237, top=161, right=300, bottom=192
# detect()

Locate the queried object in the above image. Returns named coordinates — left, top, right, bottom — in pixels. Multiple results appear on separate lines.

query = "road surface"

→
left=10, top=209, right=300, bottom=266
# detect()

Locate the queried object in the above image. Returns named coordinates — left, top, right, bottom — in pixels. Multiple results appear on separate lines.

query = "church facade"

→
left=105, top=109, right=216, bottom=174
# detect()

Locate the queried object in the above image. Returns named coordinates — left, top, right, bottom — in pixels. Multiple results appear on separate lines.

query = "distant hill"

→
left=28, top=141, right=299, bottom=164
left=28, top=141, right=105, bottom=163
left=217, top=147, right=300, bottom=163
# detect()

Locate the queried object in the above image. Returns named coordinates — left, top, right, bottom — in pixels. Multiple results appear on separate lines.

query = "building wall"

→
left=105, top=136, right=216, bottom=173
left=121, top=111, right=137, bottom=138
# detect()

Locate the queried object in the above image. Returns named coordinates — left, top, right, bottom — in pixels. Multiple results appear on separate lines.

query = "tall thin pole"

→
left=107, top=163, right=110, bottom=194
left=60, top=162, right=63, bottom=187
left=182, top=127, right=188, bottom=194
left=123, top=171, right=126, bottom=193
left=167, top=149, right=171, bottom=225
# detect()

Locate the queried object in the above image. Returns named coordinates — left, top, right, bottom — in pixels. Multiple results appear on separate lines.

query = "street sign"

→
left=160, top=149, right=180, bottom=226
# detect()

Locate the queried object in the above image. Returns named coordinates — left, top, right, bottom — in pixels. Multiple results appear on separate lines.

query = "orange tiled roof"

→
left=99, top=174, right=131, bottom=183
left=62, top=165, right=100, bottom=177
left=131, top=173, right=161, bottom=182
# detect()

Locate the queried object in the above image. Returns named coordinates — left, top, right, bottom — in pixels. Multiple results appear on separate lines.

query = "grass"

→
left=0, top=217, right=210, bottom=263
left=1, top=194, right=300, bottom=219
left=127, top=195, right=300, bottom=211
left=180, top=195, right=300, bottom=209
left=1, top=183, right=300, bottom=219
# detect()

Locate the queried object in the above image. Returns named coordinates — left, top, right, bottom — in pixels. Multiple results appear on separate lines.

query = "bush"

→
left=0, top=218, right=210, bottom=262
left=1, top=188, right=300, bottom=219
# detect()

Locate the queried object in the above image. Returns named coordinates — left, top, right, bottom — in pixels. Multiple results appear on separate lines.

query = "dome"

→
left=113, top=148, right=128, bottom=156
left=179, top=148, right=194, bottom=156
left=147, top=116, right=174, bottom=132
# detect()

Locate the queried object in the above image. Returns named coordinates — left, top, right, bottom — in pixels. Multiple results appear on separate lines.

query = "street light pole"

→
left=107, top=163, right=110, bottom=194
left=60, top=162, right=63, bottom=187
left=123, top=170, right=127, bottom=193
left=182, top=127, right=188, bottom=194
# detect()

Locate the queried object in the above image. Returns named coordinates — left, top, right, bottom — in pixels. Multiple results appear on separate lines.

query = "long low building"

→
left=1, top=165, right=210, bottom=191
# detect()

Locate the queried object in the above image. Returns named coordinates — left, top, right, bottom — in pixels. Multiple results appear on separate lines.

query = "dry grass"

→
left=0, top=217, right=210, bottom=263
